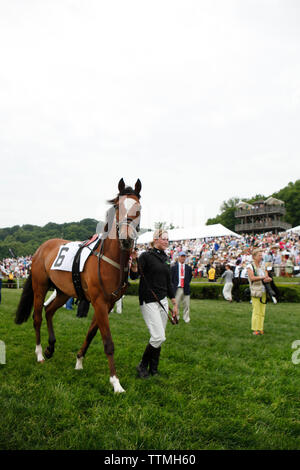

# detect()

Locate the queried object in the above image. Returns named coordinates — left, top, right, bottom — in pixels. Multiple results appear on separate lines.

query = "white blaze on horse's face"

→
left=123, top=197, right=136, bottom=212
left=118, top=196, right=141, bottom=240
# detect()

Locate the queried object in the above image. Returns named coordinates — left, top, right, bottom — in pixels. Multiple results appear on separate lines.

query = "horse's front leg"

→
left=94, top=299, right=125, bottom=393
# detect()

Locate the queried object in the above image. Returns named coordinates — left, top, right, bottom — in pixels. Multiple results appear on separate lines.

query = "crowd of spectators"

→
left=1, top=231, right=299, bottom=284
left=137, top=231, right=300, bottom=280
left=0, top=256, right=32, bottom=280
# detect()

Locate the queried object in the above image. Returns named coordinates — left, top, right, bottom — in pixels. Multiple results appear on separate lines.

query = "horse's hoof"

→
left=110, top=376, right=125, bottom=393
left=35, top=345, right=45, bottom=362
left=75, top=357, right=83, bottom=370
left=44, top=349, right=53, bottom=360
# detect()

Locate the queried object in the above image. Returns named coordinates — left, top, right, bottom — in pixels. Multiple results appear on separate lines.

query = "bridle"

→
left=96, top=195, right=141, bottom=301
left=113, top=196, right=141, bottom=250
left=115, top=213, right=140, bottom=250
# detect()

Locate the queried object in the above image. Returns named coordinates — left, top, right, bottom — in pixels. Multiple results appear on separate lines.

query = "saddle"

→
left=72, top=234, right=100, bottom=301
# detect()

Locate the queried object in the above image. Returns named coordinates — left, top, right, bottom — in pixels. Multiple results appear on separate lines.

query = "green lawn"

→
left=1, top=289, right=300, bottom=450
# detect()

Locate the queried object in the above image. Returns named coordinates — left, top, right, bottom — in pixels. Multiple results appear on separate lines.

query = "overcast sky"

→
left=1, top=0, right=299, bottom=230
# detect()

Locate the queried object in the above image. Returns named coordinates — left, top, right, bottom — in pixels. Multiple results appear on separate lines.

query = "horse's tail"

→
left=15, top=272, right=34, bottom=324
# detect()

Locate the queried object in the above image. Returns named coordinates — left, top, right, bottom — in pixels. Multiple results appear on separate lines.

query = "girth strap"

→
left=71, top=235, right=101, bottom=301
left=72, top=245, right=87, bottom=300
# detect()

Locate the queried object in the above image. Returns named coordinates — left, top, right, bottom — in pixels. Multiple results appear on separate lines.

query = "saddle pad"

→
left=51, top=238, right=99, bottom=272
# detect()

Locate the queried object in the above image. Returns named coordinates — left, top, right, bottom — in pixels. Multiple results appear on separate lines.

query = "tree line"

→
left=206, top=180, right=300, bottom=232
left=1, top=180, right=299, bottom=258
left=0, top=218, right=99, bottom=259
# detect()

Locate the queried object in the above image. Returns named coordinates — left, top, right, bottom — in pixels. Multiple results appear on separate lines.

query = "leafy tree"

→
left=154, top=221, right=179, bottom=230
left=206, top=197, right=240, bottom=231
left=272, top=180, right=300, bottom=227
left=154, top=221, right=167, bottom=230
left=0, top=218, right=101, bottom=259
left=205, top=180, right=300, bottom=230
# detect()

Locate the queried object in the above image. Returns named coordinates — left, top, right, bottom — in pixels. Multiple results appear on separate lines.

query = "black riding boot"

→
left=136, top=343, right=152, bottom=378
left=149, top=345, right=161, bottom=376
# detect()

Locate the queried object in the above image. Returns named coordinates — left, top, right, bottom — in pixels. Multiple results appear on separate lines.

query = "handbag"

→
left=250, top=263, right=264, bottom=298
left=250, top=281, right=264, bottom=298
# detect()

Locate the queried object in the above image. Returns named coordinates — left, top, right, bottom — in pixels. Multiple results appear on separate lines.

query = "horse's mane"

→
left=107, top=185, right=141, bottom=206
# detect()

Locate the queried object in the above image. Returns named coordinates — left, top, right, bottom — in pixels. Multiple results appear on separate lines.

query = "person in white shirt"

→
left=232, top=259, right=242, bottom=302
left=240, top=263, right=248, bottom=284
left=273, top=251, right=282, bottom=277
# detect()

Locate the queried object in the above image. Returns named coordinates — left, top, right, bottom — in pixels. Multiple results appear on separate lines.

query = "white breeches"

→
left=140, top=298, right=169, bottom=348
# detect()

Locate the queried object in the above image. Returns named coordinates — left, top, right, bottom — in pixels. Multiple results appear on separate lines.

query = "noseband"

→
left=115, top=199, right=140, bottom=250
left=117, top=218, right=139, bottom=251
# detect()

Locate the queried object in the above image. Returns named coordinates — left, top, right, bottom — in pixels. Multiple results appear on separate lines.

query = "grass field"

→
left=1, top=289, right=300, bottom=450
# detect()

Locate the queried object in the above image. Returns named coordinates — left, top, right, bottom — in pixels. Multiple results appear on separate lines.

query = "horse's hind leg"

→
left=75, top=313, right=98, bottom=370
left=44, top=292, right=69, bottom=359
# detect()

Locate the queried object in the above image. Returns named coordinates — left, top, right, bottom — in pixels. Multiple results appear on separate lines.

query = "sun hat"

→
left=252, top=247, right=263, bottom=256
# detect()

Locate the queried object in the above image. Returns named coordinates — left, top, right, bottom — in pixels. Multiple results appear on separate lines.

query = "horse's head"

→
left=106, top=178, right=142, bottom=251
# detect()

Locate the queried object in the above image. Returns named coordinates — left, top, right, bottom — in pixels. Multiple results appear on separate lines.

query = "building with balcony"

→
left=234, top=197, right=292, bottom=234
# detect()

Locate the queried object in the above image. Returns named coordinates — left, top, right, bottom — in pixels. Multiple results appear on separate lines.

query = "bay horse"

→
left=15, top=178, right=141, bottom=393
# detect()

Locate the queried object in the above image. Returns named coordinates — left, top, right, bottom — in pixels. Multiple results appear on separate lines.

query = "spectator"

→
left=220, top=264, right=234, bottom=302
left=65, top=297, right=74, bottom=310
left=7, top=272, right=14, bottom=288
left=171, top=251, right=193, bottom=323
left=273, top=250, right=282, bottom=277
left=208, top=264, right=216, bottom=282
left=0, top=265, right=6, bottom=304
left=232, top=260, right=242, bottom=302
left=238, top=262, right=247, bottom=284
left=285, top=256, right=294, bottom=277
left=247, top=247, right=272, bottom=336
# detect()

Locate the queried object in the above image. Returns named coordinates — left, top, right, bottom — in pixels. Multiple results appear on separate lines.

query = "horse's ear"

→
left=135, top=179, right=142, bottom=196
left=118, top=178, right=125, bottom=193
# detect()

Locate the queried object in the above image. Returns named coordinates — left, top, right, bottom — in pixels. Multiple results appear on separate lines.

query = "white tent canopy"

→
left=287, top=225, right=300, bottom=233
left=137, top=224, right=241, bottom=244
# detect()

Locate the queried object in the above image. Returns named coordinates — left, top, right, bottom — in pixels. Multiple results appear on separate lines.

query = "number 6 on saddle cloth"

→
left=51, top=235, right=100, bottom=301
